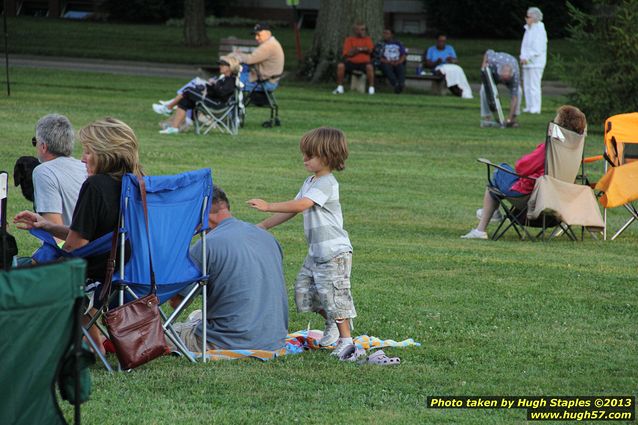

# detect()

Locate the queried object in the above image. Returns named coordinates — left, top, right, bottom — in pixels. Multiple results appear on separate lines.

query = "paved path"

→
left=9, top=54, right=199, bottom=78
left=8, top=54, right=573, bottom=96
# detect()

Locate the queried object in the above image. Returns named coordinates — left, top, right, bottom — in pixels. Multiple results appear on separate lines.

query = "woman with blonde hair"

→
left=153, top=55, right=242, bottom=134
left=15, top=117, right=143, bottom=353
left=16, top=116, right=141, bottom=267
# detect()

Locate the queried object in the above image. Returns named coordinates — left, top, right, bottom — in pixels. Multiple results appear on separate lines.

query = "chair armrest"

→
left=583, top=155, right=603, bottom=164
left=477, top=158, right=536, bottom=181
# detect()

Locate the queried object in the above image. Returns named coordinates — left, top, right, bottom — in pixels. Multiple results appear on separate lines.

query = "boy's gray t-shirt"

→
left=189, top=218, right=289, bottom=351
left=32, top=156, right=87, bottom=226
left=295, top=173, right=352, bottom=262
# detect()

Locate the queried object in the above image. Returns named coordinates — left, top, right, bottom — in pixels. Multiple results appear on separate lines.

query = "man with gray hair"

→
left=480, top=50, right=521, bottom=128
left=32, top=114, right=87, bottom=230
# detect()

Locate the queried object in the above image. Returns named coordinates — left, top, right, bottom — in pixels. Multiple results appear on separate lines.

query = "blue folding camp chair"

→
left=30, top=168, right=213, bottom=367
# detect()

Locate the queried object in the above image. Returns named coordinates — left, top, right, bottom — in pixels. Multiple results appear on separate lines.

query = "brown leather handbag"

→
left=102, top=176, right=169, bottom=370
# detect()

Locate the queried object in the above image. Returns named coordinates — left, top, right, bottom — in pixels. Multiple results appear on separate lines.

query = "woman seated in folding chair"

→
left=461, top=105, right=587, bottom=240
left=14, top=117, right=143, bottom=353
left=157, top=56, right=241, bottom=135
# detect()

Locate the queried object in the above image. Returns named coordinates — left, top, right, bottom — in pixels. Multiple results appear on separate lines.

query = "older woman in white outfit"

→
left=520, top=7, right=547, bottom=114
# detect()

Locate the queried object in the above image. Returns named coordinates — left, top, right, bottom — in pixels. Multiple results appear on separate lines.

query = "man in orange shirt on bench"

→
left=333, top=23, right=375, bottom=95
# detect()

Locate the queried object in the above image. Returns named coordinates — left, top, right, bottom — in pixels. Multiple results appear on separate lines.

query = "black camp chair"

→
left=243, top=74, right=282, bottom=128
left=0, top=259, right=91, bottom=425
left=193, top=76, right=245, bottom=136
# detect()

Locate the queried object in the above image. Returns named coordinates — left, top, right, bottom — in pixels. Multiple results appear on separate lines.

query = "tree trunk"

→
left=184, top=0, right=209, bottom=47
left=309, top=0, right=384, bottom=82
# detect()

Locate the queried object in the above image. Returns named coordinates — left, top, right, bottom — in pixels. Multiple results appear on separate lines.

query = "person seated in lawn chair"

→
left=14, top=117, right=142, bottom=353
left=461, top=105, right=587, bottom=240
left=152, top=56, right=242, bottom=133
left=374, top=28, right=407, bottom=94
left=157, top=56, right=242, bottom=135
left=30, top=114, right=88, bottom=235
left=230, top=22, right=285, bottom=94
left=168, top=186, right=288, bottom=353
left=152, top=74, right=216, bottom=132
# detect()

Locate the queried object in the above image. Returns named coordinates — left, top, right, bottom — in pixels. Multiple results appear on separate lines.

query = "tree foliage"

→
left=560, top=0, right=638, bottom=124
left=423, top=0, right=593, bottom=38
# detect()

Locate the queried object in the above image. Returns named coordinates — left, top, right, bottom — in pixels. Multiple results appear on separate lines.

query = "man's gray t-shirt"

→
left=32, top=156, right=87, bottom=226
left=295, top=173, right=352, bottom=262
left=189, top=217, right=289, bottom=351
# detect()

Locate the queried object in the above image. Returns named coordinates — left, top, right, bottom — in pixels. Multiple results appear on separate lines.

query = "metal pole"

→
left=1, top=172, right=8, bottom=270
left=292, top=5, right=302, bottom=61
left=3, top=0, right=9, bottom=96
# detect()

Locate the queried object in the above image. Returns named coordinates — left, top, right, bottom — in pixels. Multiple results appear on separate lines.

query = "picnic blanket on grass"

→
left=195, top=330, right=421, bottom=361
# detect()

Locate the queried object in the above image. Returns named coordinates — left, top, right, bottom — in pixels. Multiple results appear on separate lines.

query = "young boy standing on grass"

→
left=247, top=127, right=357, bottom=359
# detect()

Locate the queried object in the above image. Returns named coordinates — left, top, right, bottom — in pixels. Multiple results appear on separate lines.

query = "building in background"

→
left=5, top=0, right=427, bottom=34
left=222, top=0, right=427, bottom=34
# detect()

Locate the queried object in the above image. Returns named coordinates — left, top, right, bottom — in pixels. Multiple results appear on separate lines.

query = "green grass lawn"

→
left=0, top=66, right=636, bottom=425
left=5, top=17, right=572, bottom=81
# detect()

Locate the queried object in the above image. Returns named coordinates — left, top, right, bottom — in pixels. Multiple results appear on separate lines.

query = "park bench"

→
left=198, top=37, right=257, bottom=76
left=403, top=47, right=446, bottom=95
left=352, top=46, right=446, bottom=95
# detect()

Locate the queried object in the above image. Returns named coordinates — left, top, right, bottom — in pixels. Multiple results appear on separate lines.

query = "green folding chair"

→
left=0, top=259, right=91, bottom=425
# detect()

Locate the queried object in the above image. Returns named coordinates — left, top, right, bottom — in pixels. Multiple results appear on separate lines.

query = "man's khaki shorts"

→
left=294, top=252, right=356, bottom=320
left=168, top=320, right=216, bottom=353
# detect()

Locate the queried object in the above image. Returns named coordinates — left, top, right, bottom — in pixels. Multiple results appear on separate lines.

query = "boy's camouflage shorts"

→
left=294, top=252, right=356, bottom=320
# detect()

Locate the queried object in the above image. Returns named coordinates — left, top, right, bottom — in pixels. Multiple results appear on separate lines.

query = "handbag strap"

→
left=98, top=226, right=120, bottom=303
left=137, top=176, right=157, bottom=295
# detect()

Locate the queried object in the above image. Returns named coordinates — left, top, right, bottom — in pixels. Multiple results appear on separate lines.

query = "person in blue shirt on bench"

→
left=423, top=33, right=458, bottom=71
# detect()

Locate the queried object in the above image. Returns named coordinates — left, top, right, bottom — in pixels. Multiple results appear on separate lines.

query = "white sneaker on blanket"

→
left=319, top=319, right=339, bottom=347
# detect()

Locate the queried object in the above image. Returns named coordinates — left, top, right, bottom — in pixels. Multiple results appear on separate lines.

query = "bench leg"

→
left=350, top=73, right=366, bottom=93
left=430, top=79, right=447, bottom=96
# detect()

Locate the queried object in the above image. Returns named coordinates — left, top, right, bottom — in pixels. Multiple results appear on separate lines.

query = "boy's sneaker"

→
left=331, top=341, right=366, bottom=362
left=158, top=99, right=172, bottom=106
left=476, top=208, right=503, bottom=223
left=368, top=86, right=375, bottom=95
left=332, top=85, right=344, bottom=95
left=159, top=126, right=179, bottom=135
left=319, top=319, right=339, bottom=347
left=460, top=229, right=488, bottom=240
left=152, top=103, right=172, bottom=116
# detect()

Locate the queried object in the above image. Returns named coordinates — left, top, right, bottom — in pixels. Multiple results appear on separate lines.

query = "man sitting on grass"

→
left=170, top=187, right=289, bottom=353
